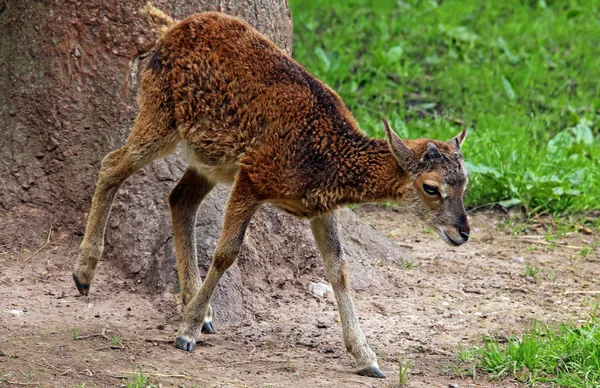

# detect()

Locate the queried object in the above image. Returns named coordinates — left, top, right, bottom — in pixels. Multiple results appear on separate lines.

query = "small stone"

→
left=449, top=384, right=459, bottom=388
left=511, top=256, right=525, bottom=263
left=308, top=282, right=333, bottom=298
left=8, top=309, right=24, bottom=316
left=157, top=324, right=165, bottom=330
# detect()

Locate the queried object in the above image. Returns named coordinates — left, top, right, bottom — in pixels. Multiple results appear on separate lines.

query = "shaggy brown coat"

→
left=73, top=9, right=470, bottom=379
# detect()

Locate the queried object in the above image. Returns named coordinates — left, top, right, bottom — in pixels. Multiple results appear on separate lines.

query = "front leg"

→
left=310, top=211, right=385, bottom=378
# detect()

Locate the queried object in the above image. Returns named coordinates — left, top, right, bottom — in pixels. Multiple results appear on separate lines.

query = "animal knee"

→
left=97, top=149, right=132, bottom=185
left=99, top=148, right=125, bottom=172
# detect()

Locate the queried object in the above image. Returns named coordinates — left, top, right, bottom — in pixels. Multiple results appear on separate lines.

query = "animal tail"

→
left=141, top=1, right=179, bottom=35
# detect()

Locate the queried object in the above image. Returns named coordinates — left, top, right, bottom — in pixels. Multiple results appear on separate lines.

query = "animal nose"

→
left=459, top=228, right=470, bottom=241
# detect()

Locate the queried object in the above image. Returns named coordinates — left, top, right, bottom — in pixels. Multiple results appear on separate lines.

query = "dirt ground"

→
left=1, top=206, right=598, bottom=387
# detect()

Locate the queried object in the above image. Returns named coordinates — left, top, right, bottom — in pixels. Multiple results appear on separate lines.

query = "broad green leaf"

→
left=501, top=76, right=515, bottom=100
left=387, top=45, right=404, bottom=62
left=571, top=123, right=593, bottom=145
left=499, top=198, right=522, bottom=208
left=465, top=162, right=502, bottom=178
left=314, top=47, right=331, bottom=72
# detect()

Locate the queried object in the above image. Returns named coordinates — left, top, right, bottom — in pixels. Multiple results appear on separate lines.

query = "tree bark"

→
left=0, top=0, right=411, bottom=325
left=0, top=0, right=291, bottom=246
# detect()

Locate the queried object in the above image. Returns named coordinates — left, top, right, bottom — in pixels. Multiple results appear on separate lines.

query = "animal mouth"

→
left=442, top=230, right=462, bottom=246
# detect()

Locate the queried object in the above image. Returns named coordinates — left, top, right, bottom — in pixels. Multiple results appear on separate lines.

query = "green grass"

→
left=459, top=316, right=600, bottom=386
left=401, top=260, right=419, bottom=270
left=123, top=368, right=156, bottom=388
left=110, top=335, right=122, bottom=347
left=457, top=344, right=478, bottom=363
left=397, top=357, right=411, bottom=385
left=290, top=0, right=600, bottom=215
left=524, top=265, right=542, bottom=278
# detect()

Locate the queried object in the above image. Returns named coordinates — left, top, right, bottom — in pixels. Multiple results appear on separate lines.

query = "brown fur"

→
left=73, top=7, right=470, bottom=378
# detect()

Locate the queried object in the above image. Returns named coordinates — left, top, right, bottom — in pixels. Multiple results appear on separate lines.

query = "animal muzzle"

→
left=439, top=223, right=470, bottom=246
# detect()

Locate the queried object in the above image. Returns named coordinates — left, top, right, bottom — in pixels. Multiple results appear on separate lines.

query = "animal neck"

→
left=337, top=137, right=411, bottom=205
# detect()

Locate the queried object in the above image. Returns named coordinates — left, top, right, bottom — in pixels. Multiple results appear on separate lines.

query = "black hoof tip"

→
left=73, top=273, right=90, bottom=296
left=201, top=320, right=215, bottom=334
left=175, top=336, right=195, bottom=352
left=357, top=365, right=386, bottom=378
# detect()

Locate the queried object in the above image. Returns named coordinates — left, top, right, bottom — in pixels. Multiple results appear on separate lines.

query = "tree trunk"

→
left=0, top=0, right=292, bottom=247
left=0, top=0, right=411, bottom=325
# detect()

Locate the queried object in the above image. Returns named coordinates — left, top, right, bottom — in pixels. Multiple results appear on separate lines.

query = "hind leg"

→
left=176, top=172, right=261, bottom=350
left=169, top=167, right=217, bottom=333
left=73, top=123, right=177, bottom=295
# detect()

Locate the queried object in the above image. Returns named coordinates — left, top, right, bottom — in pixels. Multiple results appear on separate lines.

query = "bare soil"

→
left=1, top=207, right=598, bottom=387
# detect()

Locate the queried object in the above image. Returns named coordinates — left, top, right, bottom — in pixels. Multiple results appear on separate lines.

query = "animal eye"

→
left=422, top=184, right=440, bottom=196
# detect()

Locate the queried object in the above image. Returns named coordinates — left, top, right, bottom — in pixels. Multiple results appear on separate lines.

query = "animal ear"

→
left=382, top=118, right=415, bottom=169
left=424, top=142, right=442, bottom=160
left=448, top=128, right=468, bottom=150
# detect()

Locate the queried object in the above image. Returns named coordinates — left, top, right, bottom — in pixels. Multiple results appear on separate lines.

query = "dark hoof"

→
left=175, top=336, right=195, bottom=352
left=201, top=320, right=215, bottom=334
left=357, top=365, right=386, bottom=378
left=73, top=273, right=90, bottom=296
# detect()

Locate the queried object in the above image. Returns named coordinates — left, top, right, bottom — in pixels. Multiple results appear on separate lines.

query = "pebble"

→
left=308, top=282, right=333, bottom=298
left=9, top=309, right=24, bottom=316
left=511, top=255, right=525, bottom=263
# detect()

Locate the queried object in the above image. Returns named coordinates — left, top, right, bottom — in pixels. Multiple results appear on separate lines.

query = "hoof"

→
left=73, top=273, right=90, bottom=296
left=175, top=336, right=195, bottom=352
left=201, top=320, right=215, bottom=334
left=357, top=365, right=386, bottom=378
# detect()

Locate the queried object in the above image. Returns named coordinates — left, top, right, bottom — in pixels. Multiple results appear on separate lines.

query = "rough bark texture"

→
left=0, top=0, right=291, bottom=247
left=0, top=0, right=412, bottom=325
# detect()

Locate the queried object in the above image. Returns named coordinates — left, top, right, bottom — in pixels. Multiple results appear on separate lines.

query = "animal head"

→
left=382, top=118, right=470, bottom=246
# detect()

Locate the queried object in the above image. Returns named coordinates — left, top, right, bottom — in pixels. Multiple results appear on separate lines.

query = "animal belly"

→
left=181, top=141, right=239, bottom=184
left=270, top=199, right=317, bottom=218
